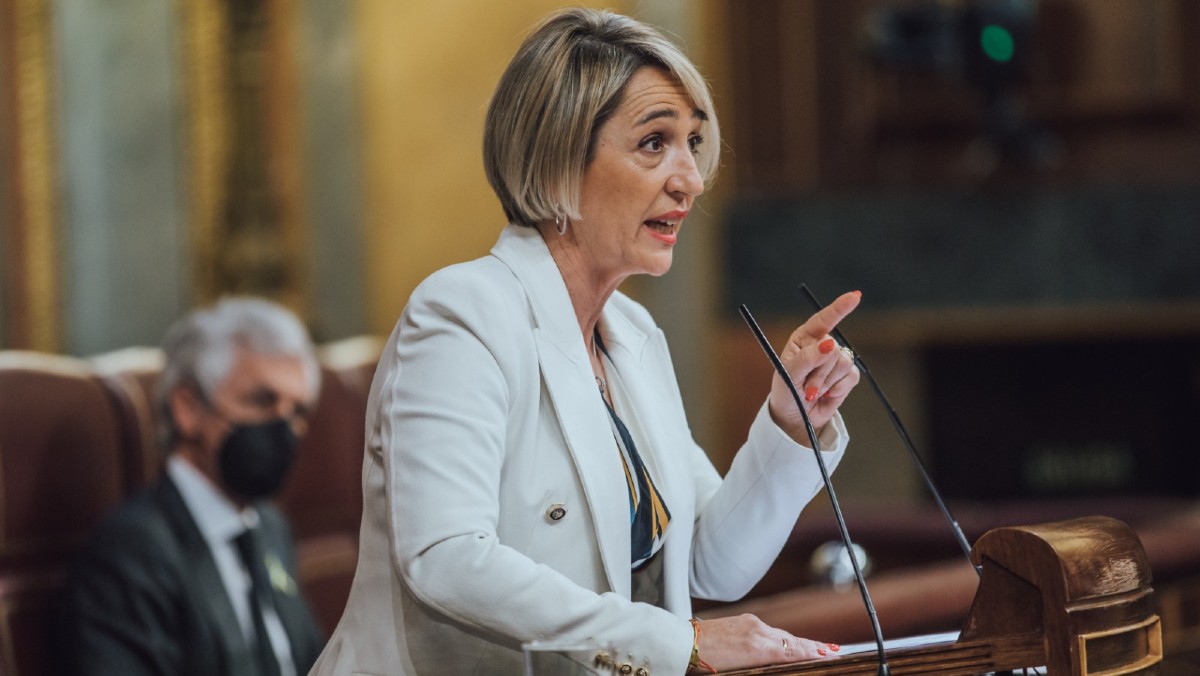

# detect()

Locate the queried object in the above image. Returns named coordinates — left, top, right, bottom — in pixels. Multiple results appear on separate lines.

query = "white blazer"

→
left=310, top=225, right=847, bottom=676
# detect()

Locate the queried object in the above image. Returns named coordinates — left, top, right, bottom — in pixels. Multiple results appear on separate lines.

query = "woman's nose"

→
left=667, top=149, right=704, bottom=197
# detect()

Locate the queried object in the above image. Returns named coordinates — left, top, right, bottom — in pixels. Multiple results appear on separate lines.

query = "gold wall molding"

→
left=178, top=0, right=230, bottom=307
left=261, top=0, right=309, bottom=315
left=178, top=0, right=309, bottom=314
left=1, top=0, right=61, bottom=351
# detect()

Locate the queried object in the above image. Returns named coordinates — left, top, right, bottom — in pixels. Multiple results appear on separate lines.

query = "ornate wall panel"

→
left=180, top=0, right=309, bottom=315
left=0, top=0, right=60, bottom=351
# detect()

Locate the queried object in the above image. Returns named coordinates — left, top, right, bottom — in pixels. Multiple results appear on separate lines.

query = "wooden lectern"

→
left=724, top=516, right=1163, bottom=675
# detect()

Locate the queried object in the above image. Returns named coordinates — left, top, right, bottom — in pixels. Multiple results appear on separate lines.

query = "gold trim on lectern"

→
left=1077, top=614, right=1163, bottom=676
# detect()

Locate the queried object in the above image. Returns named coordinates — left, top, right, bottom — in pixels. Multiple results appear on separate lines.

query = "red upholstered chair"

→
left=316, top=335, right=383, bottom=399
left=292, top=533, right=361, bottom=636
left=90, top=347, right=165, bottom=493
left=278, top=337, right=381, bottom=540
left=0, top=570, right=59, bottom=675
left=276, top=335, right=381, bottom=633
left=0, top=351, right=132, bottom=675
left=0, top=352, right=129, bottom=569
left=275, top=362, right=365, bottom=635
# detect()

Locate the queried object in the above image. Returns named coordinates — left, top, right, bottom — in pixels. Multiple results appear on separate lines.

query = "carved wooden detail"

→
left=722, top=516, right=1161, bottom=675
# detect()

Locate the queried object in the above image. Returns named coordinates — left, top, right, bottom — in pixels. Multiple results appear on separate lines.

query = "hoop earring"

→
left=555, top=215, right=568, bottom=235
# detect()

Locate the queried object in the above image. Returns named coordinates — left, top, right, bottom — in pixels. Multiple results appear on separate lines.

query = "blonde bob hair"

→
left=484, top=8, right=720, bottom=228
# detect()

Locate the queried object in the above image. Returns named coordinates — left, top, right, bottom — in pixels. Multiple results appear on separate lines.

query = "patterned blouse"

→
left=595, top=332, right=671, bottom=571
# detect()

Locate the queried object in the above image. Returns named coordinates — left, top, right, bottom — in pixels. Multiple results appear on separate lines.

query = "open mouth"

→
left=643, top=219, right=679, bottom=235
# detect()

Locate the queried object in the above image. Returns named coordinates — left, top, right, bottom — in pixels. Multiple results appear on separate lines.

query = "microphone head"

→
left=810, top=541, right=872, bottom=587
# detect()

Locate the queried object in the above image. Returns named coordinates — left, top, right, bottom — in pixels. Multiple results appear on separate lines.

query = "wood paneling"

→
left=715, top=0, right=1200, bottom=190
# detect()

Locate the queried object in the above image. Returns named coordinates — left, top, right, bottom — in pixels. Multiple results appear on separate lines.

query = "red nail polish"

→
left=818, top=338, right=835, bottom=354
left=827, top=643, right=840, bottom=652
left=805, top=386, right=818, bottom=402
left=817, top=648, right=827, bottom=657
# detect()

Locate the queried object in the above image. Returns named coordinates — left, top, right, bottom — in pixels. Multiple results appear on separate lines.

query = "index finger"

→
left=799, top=290, right=861, bottom=340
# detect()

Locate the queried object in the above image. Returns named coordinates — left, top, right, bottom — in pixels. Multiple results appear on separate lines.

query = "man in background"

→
left=56, top=297, right=325, bottom=676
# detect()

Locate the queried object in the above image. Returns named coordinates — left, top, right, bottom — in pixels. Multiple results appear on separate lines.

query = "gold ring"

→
left=839, top=345, right=855, bottom=362
left=782, top=638, right=790, bottom=653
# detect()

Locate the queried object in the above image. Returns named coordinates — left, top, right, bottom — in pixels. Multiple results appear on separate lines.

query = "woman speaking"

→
left=312, top=8, right=861, bottom=675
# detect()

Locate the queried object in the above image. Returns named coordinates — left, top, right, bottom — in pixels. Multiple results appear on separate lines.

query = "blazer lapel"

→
left=598, top=314, right=699, bottom=615
left=535, top=330, right=631, bottom=596
left=256, top=514, right=320, bottom=665
left=493, top=226, right=632, bottom=597
left=156, top=478, right=252, bottom=668
left=596, top=312, right=681, bottom=517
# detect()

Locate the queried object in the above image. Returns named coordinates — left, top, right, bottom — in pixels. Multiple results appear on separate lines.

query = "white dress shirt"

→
left=167, top=456, right=297, bottom=676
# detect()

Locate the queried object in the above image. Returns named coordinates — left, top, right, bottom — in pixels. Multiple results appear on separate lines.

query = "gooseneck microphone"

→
left=738, top=305, right=891, bottom=676
left=798, top=284, right=980, bottom=576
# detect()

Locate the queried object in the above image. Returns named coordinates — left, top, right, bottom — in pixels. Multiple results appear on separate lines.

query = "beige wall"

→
left=355, top=1, right=631, bottom=335
left=352, top=1, right=737, bottom=453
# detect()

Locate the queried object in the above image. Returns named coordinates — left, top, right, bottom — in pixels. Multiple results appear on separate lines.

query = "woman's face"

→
left=574, top=66, right=706, bottom=281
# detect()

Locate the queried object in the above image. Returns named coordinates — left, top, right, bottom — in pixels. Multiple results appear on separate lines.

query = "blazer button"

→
left=619, top=664, right=633, bottom=675
left=546, top=503, right=567, bottom=521
left=635, top=668, right=649, bottom=676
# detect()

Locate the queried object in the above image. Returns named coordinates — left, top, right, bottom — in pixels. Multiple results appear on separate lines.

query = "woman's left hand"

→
left=767, top=290, right=862, bottom=442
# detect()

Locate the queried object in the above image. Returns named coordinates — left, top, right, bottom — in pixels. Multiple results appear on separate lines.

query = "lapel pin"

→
left=265, top=553, right=299, bottom=595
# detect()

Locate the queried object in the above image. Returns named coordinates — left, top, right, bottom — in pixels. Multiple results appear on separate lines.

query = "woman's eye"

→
left=688, top=134, right=704, bottom=154
left=640, top=135, right=664, bottom=152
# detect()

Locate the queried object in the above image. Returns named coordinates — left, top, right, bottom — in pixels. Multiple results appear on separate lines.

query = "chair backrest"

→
left=317, top=336, right=383, bottom=395
left=277, top=336, right=381, bottom=541
left=90, top=347, right=165, bottom=493
left=0, top=570, right=59, bottom=675
left=281, top=337, right=379, bottom=633
left=0, top=352, right=129, bottom=569
left=0, top=351, right=133, bottom=676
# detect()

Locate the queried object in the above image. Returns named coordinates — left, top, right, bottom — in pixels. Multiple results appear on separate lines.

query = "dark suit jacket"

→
left=54, top=475, right=324, bottom=676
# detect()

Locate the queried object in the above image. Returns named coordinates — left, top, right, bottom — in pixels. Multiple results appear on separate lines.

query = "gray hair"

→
left=483, top=7, right=720, bottom=228
left=155, top=297, right=320, bottom=450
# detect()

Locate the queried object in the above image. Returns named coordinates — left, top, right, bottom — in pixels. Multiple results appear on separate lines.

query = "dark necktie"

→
left=234, top=527, right=284, bottom=676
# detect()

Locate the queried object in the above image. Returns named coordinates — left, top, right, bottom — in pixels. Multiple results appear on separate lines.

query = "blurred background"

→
left=3, top=0, right=1200, bottom=668
left=7, top=0, right=1198, bottom=503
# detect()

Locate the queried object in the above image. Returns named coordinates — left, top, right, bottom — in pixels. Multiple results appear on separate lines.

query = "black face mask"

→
left=217, top=418, right=299, bottom=501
